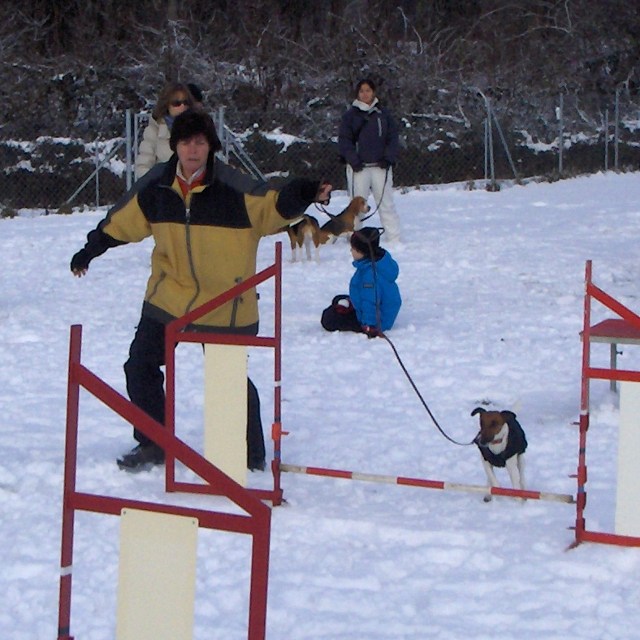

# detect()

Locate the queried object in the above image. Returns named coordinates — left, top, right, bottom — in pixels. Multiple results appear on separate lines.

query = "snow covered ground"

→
left=2, top=172, right=640, bottom=639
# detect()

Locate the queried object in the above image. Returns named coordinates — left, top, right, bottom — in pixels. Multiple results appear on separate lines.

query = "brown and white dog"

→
left=471, top=407, right=528, bottom=502
left=284, top=214, right=331, bottom=262
left=320, top=196, right=371, bottom=241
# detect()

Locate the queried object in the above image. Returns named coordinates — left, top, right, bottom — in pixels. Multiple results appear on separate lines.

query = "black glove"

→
left=362, top=325, right=380, bottom=339
left=378, top=160, right=392, bottom=169
left=351, top=163, right=364, bottom=173
left=70, top=249, right=91, bottom=273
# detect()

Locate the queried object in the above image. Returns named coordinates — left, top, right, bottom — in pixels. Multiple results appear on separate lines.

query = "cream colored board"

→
left=116, top=509, right=198, bottom=640
left=204, top=344, right=247, bottom=486
left=615, top=382, right=640, bottom=536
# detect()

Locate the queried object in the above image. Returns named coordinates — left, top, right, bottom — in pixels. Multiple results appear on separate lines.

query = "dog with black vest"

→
left=471, top=407, right=528, bottom=502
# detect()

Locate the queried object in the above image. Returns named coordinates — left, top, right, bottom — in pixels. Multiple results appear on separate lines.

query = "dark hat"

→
left=187, top=83, right=203, bottom=103
left=170, top=110, right=221, bottom=153
left=350, top=227, right=383, bottom=257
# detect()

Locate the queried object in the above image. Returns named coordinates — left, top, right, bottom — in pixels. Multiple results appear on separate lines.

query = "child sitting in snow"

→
left=321, top=227, right=401, bottom=337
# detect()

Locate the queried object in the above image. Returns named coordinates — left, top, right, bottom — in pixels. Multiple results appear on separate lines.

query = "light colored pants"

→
left=346, top=164, right=401, bottom=242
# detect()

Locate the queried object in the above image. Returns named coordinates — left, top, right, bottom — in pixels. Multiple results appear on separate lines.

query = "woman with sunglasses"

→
left=135, top=82, right=195, bottom=178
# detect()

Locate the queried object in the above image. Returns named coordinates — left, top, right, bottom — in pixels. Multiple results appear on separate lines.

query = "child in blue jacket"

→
left=321, top=227, right=401, bottom=337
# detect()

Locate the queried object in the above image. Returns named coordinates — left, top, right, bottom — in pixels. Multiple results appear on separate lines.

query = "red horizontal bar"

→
left=282, top=464, right=572, bottom=503
left=305, top=466, right=353, bottom=479
left=71, top=491, right=258, bottom=534
left=171, top=481, right=282, bottom=504
left=491, top=487, right=540, bottom=499
left=588, top=367, right=640, bottom=382
left=176, top=334, right=276, bottom=348
left=397, top=477, right=445, bottom=490
left=581, top=529, right=640, bottom=547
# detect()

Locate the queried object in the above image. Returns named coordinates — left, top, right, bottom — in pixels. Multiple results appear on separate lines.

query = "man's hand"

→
left=70, top=249, right=91, bottom=277
left=315, top=182, right=332, bottom=206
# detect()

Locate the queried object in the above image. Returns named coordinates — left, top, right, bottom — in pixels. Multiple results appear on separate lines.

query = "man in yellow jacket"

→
left=71, top=110, right=331, bottom=471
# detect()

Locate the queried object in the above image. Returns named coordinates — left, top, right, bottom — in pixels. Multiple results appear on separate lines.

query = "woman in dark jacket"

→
left=338, top=79, right=401, bottom=243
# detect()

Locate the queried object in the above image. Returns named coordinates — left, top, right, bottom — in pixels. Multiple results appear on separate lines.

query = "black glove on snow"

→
left=70, top=249, right=91, bottom=273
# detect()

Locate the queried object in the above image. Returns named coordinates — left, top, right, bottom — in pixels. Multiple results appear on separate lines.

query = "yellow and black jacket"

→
left=77, top=154, right=319, bottom=333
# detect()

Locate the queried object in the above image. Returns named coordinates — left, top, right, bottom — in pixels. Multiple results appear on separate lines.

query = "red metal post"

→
left=575, top=260, right=592, bottom=545
left=248, top=511, right=272, bottom=640
left=272, top=242, right=284, bottom=505
left=57, top=325, right=82, bottom=640
left=164, top=319, right=177, bottom=492
left=575, top=262, right=640, bottom=548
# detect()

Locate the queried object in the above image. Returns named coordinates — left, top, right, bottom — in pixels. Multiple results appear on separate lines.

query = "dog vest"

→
left=479, top=416, right=528, bottom=468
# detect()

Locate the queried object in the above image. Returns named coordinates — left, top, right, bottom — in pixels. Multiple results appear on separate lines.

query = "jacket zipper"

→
left=183, top=203, right=201, bottom=316
left=230, top=277, right=242, bottom=327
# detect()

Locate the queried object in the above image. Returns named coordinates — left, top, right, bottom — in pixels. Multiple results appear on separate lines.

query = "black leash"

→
left=359, top=229, right=474, bottom=447
left=348, top=166, right=391, bottom=224
left=313, top=166, right=390, bottom=224
left=380, top=332, right=476, bottom=446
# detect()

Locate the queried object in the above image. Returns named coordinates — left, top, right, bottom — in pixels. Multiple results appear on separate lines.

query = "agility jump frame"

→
left=163, top=243, right=285, bottom=505
left=281, top=261, right=640, bottom=548
left=57, top=244, right=288, bottom=640
left=574, top=260, right=640, bottom=548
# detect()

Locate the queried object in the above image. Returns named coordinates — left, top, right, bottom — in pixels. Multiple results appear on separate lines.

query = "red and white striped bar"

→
left=280, top=463, right=575, bottom=504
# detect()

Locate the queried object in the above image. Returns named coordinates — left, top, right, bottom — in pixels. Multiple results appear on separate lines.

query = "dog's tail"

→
left=471, top=407, right=486, bottom=417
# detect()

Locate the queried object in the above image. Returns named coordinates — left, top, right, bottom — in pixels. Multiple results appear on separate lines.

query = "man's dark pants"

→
left=124, top=315, right=266, bottom=466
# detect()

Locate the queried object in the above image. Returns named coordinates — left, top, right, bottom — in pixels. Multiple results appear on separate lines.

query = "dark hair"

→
left=350, top=227, right=384, bottom=259
left=355, top=78, right=376, bottom=98
left=187, top=83, right=203, bottom=103
left=153, top=82, right=194, bottom=120
left=169, top=110, right=222, bottom=153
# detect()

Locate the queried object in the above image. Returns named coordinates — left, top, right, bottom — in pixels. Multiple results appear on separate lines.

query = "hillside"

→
left=1, top=1, right=639, bottom=210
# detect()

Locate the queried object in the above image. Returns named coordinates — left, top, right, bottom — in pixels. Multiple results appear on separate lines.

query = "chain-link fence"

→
left=1, top=90, right=639, bottom=216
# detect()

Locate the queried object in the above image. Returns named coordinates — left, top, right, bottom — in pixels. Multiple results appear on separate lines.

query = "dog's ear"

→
left=471, top=407, right=486, bottom=417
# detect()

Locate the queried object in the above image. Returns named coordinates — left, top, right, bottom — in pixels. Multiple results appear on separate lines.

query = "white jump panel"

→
left=204, top=344, right=248, bottom=486
left=116, top=509, right=198, bottom=640
left=615, top=382, right=640, bottom=536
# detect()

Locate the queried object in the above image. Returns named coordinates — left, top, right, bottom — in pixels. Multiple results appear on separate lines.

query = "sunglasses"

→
left=170, top=99, right=190, bottom=107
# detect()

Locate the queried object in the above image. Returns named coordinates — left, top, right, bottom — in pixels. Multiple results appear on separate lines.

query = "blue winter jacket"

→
left=349, top=250, right=402, bottom=331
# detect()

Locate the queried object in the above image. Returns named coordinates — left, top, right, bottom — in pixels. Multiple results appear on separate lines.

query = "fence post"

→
left=484, top=119, right=488, bottom=181
left=484, top=98, right=497, bottom=190
left=604, top=108, right=609, bottom=171
left=125, top=108, right=133, bottom=190
left=133, top=113, right=141, bottom=182
left=614, top=88, right=620, bottom=171
left=216, top=106, right=228, bottom=162
left=558, top=93, right=564, bottom=175
left=94, top=141, right=100, bottom=208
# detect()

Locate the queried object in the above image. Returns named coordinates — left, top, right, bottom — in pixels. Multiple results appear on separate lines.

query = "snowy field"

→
left=2, top=172, right=640, bottom=639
